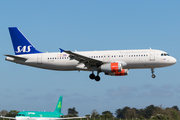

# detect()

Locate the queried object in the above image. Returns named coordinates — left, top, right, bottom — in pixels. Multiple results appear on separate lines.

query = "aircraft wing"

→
left=60, top=48, right=103, bottom=67
left=0, top=116, right=89, bottom=120
left=38, top=116, right=89, bottom=119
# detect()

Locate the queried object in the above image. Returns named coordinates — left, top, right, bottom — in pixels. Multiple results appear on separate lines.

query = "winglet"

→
left=59, top=48, right=65, bottom=53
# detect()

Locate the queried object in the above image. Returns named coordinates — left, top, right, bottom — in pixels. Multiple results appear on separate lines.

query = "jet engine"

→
left=99, top=62, right=128, bottom=76
left=104, top=69, right=129, bottom=76
left=99, top=62, right=122, bottom=73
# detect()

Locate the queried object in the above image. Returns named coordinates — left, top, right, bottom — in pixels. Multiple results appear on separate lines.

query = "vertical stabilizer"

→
left=8, top=27, right=42, bottom=55
left=54, top=96, right=63, bottom=113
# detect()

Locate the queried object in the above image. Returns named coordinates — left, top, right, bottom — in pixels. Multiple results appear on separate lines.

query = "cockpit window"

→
left=161, top=53, right=170, bottom=56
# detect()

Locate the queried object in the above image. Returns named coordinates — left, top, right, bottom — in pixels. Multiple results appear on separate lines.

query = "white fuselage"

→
left=6, top=49, right=176, bottom=72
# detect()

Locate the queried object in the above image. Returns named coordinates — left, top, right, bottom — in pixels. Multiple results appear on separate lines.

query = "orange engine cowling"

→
left=104, top=69, right=129, bottom=76
left=99, top=62, right=122, bottom=73
left=99, top=62, right=129, bottom=76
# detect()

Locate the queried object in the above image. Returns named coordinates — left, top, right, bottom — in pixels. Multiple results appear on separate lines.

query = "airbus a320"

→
left=5, top=27, right=177, bottom=81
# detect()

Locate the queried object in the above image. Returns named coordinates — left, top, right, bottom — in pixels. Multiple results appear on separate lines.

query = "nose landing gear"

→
left=89, top=71, right=101, bottom=81
left=151, top=68, right=156, bottom=78
left=152, top=74, right=156, bottom=78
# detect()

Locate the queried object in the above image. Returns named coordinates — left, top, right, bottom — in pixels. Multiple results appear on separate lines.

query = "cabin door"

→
left=149, top=50, right=155, bottom=61
left=37, top=54, right=42, bottom=64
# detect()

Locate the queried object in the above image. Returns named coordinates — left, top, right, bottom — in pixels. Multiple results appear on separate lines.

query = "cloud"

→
left=174, top=84, right=180, bottom=92
left=138, top=84, right=173, bottom=98
left=105, top=84, right=174, bottom=99
left=22, top=96, right=41, bottom=101
left=64, top=93, right=99, bottom=103
left=106, top=86, right=138, bottom=99
left=54, top=88, right=65, bottom=92
left=43, top=93, right=57, bottom=101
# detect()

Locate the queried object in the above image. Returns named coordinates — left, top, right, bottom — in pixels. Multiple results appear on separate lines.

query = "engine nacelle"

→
left=99, top=62, right=122, bottom=73
left=104, top=69, right=129, bottom=76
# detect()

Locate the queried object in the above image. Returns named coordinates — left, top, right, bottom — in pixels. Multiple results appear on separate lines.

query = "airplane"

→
left=5, top=27, right=177, bottom=81
left=0, top=96, right=88, bottom=120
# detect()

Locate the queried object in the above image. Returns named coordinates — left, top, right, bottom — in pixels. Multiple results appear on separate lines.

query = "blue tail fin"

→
left=8, top=27, right=42, bottom=55
left=54, top=96, right=63, bottom=113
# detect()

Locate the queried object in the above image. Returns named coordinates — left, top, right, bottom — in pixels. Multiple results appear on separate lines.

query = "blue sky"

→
left=0, top=0, right=180, bottom=116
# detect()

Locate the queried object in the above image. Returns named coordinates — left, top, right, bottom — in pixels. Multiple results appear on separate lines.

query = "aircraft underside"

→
left=6, top=56, right=175, bottom=81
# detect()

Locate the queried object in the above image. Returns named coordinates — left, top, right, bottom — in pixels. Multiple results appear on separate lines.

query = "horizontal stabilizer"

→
left=4, top=54, right=27, bottom=60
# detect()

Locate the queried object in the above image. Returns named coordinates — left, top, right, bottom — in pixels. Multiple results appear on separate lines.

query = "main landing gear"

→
left=89, top=72, right=100, bottom=81
left=151, top=68, right=156, bottom=78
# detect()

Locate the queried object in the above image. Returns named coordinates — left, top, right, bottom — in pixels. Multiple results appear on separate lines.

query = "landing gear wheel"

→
left=89, top=73, right=95, bottom=79
left=95, top=76, right=100, bottom=81
left=151, top=68, right=156, bottom=79
left=152, top=74, right=156, bottom=78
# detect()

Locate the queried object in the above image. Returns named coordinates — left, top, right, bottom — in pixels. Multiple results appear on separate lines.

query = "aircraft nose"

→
left=171, top=57, right=177, bottom=65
